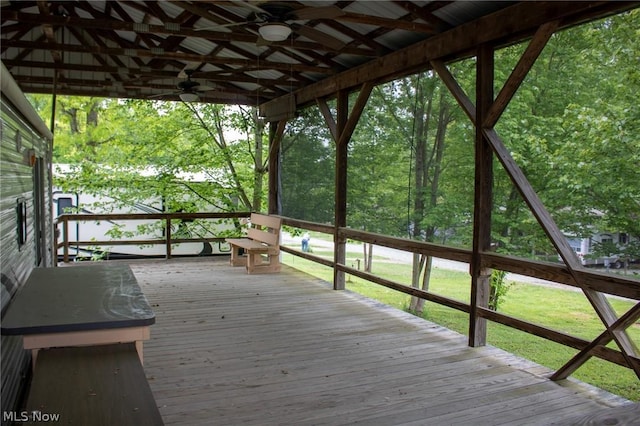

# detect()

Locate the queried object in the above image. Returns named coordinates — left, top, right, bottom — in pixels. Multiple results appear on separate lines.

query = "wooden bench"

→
left=24, top=343, right=163, bottom=425
left=226, top=213, right=281, bottom=274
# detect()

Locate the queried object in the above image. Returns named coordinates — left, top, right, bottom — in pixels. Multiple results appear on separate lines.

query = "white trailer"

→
left=565, top=232, right=634, bottom=268
left=52, top=180, right=233, bottom=260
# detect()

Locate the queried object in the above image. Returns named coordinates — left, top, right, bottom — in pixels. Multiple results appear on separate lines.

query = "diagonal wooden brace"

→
left=552, top=300, right=640, bottom=381
left=432, top=24, right=640, bottom=382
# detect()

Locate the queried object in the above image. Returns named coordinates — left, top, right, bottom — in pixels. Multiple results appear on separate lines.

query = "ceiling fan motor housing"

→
left=259, top=3, right=295, bottom=23
left=178, top=79, right=200, bottom=91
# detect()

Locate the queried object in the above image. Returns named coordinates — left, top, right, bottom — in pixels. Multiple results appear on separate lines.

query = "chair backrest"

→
left=247, top=213, right=281, bottom=247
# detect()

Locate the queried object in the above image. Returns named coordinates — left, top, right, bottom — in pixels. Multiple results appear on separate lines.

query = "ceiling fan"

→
left=151, top=70, right=216, bottom=102
left=199, top=2, right=345, bottom=49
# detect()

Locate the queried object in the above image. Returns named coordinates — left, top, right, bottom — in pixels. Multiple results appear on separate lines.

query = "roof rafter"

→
left=261, top=0, right=639, bottom=117
left=3, top=1, right=637, bottom=105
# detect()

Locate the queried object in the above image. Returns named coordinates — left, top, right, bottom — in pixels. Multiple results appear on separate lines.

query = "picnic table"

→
left=1, top=263, right=155, bottom=367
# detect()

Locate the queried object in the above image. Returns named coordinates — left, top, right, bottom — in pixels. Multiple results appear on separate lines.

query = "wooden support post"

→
left=334, top=90, right=349, bottom=291
left=329, top=83, right=374, bottom=291
left=469, top=44, right=494, bottom=347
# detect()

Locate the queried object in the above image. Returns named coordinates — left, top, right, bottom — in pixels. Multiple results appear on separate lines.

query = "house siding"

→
left=1, top=63, right=53, bottom=420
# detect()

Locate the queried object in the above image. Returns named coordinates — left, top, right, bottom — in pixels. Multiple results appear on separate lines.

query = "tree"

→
left=32, top=96, right=270, bottom=241
left=482, top=11, right=640, bottom=264
left=406, top=74, right=460, bottom=315
left=279, top=107, right=335, bottom=223
left=349, top=85, right=411, bottom=236
left=346, top=71, right=463, bottom=314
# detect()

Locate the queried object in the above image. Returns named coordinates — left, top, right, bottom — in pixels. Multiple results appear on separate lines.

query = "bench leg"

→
left=246, top=252, right=260, bottom=273
left=246, top=252, right=281, bottom=274
left=267, top=253, right=281, bottom=273
left=229, top=245, right=246, bottom=266
left=136, top=340, right=144, bottom=365
left=31, top=349, right=39, bottom=371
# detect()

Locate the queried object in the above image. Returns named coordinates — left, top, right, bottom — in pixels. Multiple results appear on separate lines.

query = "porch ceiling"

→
left=1, top=1, right=637, bottom=115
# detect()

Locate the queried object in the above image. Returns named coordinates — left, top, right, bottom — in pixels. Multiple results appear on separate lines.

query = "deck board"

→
left=126, top=258, right=632, bottom=425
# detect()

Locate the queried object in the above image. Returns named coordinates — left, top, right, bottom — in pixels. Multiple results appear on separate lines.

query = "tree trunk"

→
left=190, top=105, right=252, bottom=209
left=412, top=83, right=431, bottom=240
left=409, top=83, right=452, bottom=315
left=363, top=243, right=373, bottom=272
left=87, top=104, right=98, bottom=127
left=409, top=76, right=432, bottom=311
left=409, top=253, right=424, bottom=313
left=413, top=255, right=433, bottom=315
left=63, top=107, right=79, bottom=134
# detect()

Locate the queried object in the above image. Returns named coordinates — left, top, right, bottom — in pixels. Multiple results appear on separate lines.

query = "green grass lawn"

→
left=281, top=248, right=640, bottom=401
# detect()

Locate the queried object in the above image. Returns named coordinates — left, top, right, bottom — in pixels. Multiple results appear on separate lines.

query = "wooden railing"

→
left=277, top=215, right=640, bottom=381
left=54, top=212, right=250, bottom=263
left=54, top=211, right=640, bottom=380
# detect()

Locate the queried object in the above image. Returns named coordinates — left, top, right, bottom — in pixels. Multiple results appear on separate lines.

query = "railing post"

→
left=165, top=217, right=172, bottom=259
left=62, top=216, right=69, bottom=263
left=53, top=219, right=59, bottom=267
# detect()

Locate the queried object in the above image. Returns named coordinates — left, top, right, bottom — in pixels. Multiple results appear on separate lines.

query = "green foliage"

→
left=491, top=11, right=640, bottom=257
left=589, top=240, right=621, bottom=260
left=74, top=245, right=108, bottom=262
left=277, top=12, right=639, bottom=259
left=28, top=11, right=639, bottom=263
left=32, top=97, right=267, bottom=218
left=348, top=83, right=414, bottom=235
left=623, top=240, right=640, bottom=264
left=489, top=269, right=512, bottom=311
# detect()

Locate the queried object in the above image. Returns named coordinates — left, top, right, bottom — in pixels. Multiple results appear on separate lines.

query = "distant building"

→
left=565, top=231, right=636, bottom=268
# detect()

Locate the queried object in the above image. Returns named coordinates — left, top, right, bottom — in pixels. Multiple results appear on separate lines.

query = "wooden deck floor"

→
left=128, top=258, right=634, bottom=425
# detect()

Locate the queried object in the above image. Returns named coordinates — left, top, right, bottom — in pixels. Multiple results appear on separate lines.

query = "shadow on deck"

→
left=127, top=258, right=634, bottom=425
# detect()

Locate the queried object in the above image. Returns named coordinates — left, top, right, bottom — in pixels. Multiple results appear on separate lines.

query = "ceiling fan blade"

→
left=196, top=85, right=216, bottom=92
left=256, top=35, right=271, bottom=46
left=149, top=91, right=179, bottom=99
left=291, top=6, right=344, bottom=21
left=230, top=0, right=268, bottom=15
left=293, top=24, right=345, bottom=51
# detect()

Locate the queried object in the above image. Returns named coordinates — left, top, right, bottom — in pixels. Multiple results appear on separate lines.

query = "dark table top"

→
left=1, top=264, right=155, bottom=335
